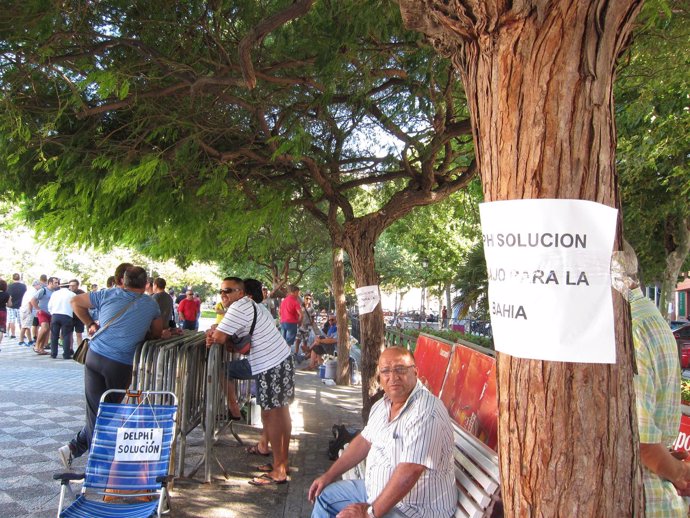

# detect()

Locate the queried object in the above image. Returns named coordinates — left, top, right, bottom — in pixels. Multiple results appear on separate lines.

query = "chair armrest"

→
left=156, top=474, right=173, bottom=485
left=53, top=472, right=85, bottom=483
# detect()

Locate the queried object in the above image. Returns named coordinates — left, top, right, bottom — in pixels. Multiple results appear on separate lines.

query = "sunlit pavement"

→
left=0, top=331, right=363, bottom=518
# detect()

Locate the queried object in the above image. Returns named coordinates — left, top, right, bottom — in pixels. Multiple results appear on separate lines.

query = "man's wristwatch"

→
left=366, top=505, right=377, bottom=518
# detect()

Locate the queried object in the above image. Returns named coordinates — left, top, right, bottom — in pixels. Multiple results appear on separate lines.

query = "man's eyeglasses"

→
left=379, top=365, right=416, bottom=377
left=219, top=288, right=242, bottom=294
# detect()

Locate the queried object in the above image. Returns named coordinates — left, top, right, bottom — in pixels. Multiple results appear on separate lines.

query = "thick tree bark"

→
left=399, top=1, right=644, bottom=516
left=661, top=216, right=690, bottom=320
left=341, top=220, right=387, bottom=422
left=330, top=246, right=351, bottom=386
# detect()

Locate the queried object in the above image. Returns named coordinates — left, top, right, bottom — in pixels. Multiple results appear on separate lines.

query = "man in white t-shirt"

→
left=48, top=284, right=76, bottom=359
left=207, top=276, right=294, bottom=486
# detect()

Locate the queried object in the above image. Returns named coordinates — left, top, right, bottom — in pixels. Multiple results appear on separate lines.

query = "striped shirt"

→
left=631, top=288, right=685, bottom=518
left=217, top=296, right=290, bottom=375
left=361, top=380, right=455, bottom=518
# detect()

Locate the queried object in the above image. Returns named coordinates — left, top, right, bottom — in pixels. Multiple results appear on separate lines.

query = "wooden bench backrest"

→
left=452, top=423, right=501, bottom=518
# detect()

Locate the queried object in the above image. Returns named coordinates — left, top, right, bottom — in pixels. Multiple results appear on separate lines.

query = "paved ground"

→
left=0, top=333, right=363, bottom=518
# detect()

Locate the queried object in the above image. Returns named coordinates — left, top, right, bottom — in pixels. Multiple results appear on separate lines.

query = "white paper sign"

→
left=356, top=285, right=381, bottom=315
left=479, top=199, right=618, bottom=363
left=114, top=428, right=163, bottom=461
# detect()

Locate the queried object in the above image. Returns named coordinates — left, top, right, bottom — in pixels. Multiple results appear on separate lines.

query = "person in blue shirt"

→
left=58, top=265, right=171, bottom=469
left=307, top=315, right=337, bottom=370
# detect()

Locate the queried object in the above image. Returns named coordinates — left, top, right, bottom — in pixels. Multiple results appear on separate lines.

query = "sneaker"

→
left=58, top=445, right=73, bottom=469
left=18, top=341, right=27, bottom=347
left=9, top=335, right=16, bottom=339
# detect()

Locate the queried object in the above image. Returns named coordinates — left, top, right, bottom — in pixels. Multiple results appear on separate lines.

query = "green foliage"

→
left=395, top=326, right=494, bottom=351
left=682, top=378, right=690, bottom=405
left=615, top=2, right=690, bottom=282
left=452, top=241, right=489, bottom=320
left=0, top=0, right=472, bottom=263
left=378, top=179, right=483, bottom=292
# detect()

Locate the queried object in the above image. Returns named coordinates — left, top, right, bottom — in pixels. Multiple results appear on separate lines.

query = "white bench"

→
left=452, top=423, right=502, bottom=518
left=339, top=421, right=502, bottom=517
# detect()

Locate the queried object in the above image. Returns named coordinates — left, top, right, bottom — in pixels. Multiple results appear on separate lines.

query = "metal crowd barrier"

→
left=129, top=332, right=250, bottom=483
left=187, top=343, right=252, bottom=483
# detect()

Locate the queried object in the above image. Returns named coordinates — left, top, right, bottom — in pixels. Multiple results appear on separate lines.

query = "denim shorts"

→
left=226, top=358, right=253, bottom=380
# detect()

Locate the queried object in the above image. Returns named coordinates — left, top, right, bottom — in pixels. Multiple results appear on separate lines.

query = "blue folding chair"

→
left=55, top=389, right=178, bottom=518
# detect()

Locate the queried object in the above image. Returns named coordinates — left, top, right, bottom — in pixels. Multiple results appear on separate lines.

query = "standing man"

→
left=208, top=277, right=294, bottom=486
left=613, top=243, right=690, bottom=517
left=151, top=278, right=174, bottom=329
left=48, top=282, right=76, bottom=359
left=59, top=266, right=168, bottom=468
left=262, top=286, right=277, bottom=318
left=6, top=273, right=26, bottom=340
left=177, top=290, right=198, bottom=331
left=295, top=293, right=318, bottom=361
left=309, top=347, right=456, bottom=518
left=280, top=285, right=302, bottom=357
left=30, top=276, right=59, bottom=355
left=68, top=280, right=86, bottom=345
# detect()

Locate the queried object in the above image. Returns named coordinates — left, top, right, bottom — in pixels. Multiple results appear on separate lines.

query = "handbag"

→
left=73, top=294, right=142, bottom=364
left=228, top=301, right=257, bottom=355
left=73, top=338, right=90, bottom=364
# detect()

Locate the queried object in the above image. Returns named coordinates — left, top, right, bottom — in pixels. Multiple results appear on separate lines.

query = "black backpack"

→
left=327, top=424, right=361, bottom=460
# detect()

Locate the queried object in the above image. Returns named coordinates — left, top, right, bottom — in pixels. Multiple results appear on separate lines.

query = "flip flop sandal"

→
left=34, top=348, right=49, bottom=355
left=255, top=464, right=291, bottom=474
left=248, top=474, right=288, bottom=486
left=246, top=445, right=271, bottom=457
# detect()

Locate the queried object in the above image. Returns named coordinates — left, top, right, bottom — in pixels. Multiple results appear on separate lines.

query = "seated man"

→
left=308, top=346, right=456, bottom=518
left=307, top=315, right=337, bottom=369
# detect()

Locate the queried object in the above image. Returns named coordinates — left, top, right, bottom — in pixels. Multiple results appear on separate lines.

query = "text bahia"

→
left=491, top=302, right=527, bottom=319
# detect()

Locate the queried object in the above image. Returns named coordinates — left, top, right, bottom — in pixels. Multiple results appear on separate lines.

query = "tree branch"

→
left=238, top=0, right=315, bottom=89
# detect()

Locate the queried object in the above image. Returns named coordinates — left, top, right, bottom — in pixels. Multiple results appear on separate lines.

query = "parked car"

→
left=674, top=323, right=690, bottom=368
left=671, top=320, right=689, bottom=331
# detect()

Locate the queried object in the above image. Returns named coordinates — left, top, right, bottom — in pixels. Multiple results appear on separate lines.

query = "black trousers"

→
left=70, top=349, right=132, bottom=458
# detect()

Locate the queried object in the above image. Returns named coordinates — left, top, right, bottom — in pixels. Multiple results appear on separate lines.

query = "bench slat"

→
left=455, top=464, right=493, bottom=507
left=454, top=448, right=498, bottom=494
left=453, top=428, right=500, bottom=480
left=456, top=482, right=485, bottom=518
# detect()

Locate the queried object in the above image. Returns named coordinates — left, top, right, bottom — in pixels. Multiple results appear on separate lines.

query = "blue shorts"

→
left=226, top=358, right=253, bottom=380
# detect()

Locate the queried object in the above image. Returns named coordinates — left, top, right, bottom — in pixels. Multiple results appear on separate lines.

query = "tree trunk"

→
left=341, top=221, right=387, bottom=422
left=399, top=1, right=644, bottom=516
left=660, top=216, right=690, bottom=320
left=330, top=246, right=351, bottom=386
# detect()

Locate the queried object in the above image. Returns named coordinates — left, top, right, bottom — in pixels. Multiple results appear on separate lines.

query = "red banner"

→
left=674, top=412, right=690, bottom=452
left=413, top=334, right=453, bottom=397
left=439, top=343, right=498, bottom=450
